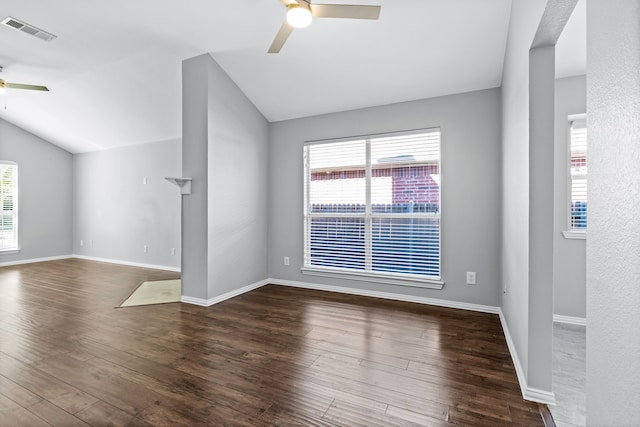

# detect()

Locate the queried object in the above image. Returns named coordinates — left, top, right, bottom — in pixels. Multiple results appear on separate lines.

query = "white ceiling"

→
left=0, top=0, right=585, bottom=154
left=555, top=0, right=586, bottom=79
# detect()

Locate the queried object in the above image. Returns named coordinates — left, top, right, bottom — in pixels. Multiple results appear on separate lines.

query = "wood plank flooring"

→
left=0, top=258, right=546, bottom=426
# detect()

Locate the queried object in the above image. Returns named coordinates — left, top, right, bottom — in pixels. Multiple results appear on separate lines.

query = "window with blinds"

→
left=569, top=119, right=587, bottom=230
left=0, top=162, right=18, bottom=251
left=303, top=129, right=441, bottom=281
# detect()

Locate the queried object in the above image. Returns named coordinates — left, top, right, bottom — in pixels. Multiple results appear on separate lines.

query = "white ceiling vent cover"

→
left=1, top=17, right=57, bottom=41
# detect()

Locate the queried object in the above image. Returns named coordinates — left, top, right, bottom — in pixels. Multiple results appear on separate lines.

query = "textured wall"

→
left=586, top=0, right=640, bottom=423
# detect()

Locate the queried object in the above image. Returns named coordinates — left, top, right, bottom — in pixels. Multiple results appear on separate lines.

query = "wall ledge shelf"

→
left=165, top=177, right=193, bottom=194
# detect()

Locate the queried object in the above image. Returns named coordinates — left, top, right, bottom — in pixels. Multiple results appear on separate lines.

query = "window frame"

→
left=0, top=161, right=19, bottom=253
left=301, top=129, right=444, bottom=289
left=562, top=114, right=587, bottom=240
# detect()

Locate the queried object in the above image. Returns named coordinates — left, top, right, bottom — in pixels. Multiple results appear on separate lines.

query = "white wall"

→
left=553, top=75, right=586, bottom=319
left=73, top=139, right=181, bottom=269
left=182, top=53, right=269, bottom=301
left=269, top=88, right=502, bottom=307
left=500, top=0, right=547, bottom=398
left=0, top=118, right=73, bottom=264
left=586, top=0, right=640, bottom=422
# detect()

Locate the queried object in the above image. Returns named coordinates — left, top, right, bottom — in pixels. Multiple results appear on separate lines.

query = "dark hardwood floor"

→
left=0, top=258, right=545, bottom=426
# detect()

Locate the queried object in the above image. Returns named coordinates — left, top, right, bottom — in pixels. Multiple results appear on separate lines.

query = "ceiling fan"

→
left=0, top=67, right=49, bottom=94
left=268, top=0, right=381, bottom=54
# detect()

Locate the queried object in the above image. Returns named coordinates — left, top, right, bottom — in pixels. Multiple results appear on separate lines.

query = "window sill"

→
left=301, top=266, right=444, bottom=290
left=562, top=230, right=586, bottom=240
left=0, top=249, right=20, bottom=255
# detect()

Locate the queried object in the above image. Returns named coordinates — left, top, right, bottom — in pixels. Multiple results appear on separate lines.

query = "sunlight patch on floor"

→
left=119, top=279, right=181, bottom=307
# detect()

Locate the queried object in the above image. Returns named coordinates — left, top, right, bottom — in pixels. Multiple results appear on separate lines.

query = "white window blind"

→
left=0, top=162, right=18, bottom=251
left=303, top=129, right=441, bottom=280
left=569, top=119, right=587, bottom=229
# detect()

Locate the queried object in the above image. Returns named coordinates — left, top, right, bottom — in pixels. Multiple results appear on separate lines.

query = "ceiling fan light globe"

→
left=287, top=6, right=312, bottom=28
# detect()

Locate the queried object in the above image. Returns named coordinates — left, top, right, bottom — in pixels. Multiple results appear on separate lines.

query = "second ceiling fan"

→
left=268, top=0, right=381, bottom=54
left=0, top=66, right=49, bottom=94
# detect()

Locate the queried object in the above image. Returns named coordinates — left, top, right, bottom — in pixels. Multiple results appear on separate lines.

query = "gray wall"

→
left=553, top=75, right=586, bottom=319
left=205, top=55, right=269, bottom=297
left=502, top=0, right=584, bottom=403
left=73, top=139, right=181, bottom=269
left=587, top=0, right=640, bottom=422
left=0, top=118, right=73, bottom=264
left=182, top=54, right=210, bottom=299
left=182, top=53, right=269, bottom=301
left=500, top=0, right=546, bottom=393
left=269, top=88, right=502, bottom=307
left=527, top=44, right=555, bottom=394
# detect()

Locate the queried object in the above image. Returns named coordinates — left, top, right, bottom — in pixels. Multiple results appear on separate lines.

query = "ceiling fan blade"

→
left=5, top=82, right=49, bottom=91
left=268, top=21, right=295, bottom=54
left=311, top=4, right=381, bottom=19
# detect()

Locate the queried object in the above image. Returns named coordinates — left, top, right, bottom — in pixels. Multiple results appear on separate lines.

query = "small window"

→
left=303, top=129, right=441, bottom=284
left=569, top=117, right=587, bottom=231
left=0, top=162, right=18, bottom=251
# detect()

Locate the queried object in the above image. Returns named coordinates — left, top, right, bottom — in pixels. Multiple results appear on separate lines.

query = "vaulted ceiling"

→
left=0, top=0, right=585, bottom=154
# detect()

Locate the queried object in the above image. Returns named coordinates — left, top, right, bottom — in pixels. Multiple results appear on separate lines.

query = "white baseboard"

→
left=267, top=278, right=500, bottom=314
left=72, top=255, right=181, bottom=272
left=180, top=276, right=500, bottom=314
left=524, top=386, right=556, bottom=405
left=0, top=254, right=73, bottom=267
left=553, top=314, right=586, bottom=326
left=498, top=310, right=556, bottom=405
left=181, top=279, right=270, bottom=307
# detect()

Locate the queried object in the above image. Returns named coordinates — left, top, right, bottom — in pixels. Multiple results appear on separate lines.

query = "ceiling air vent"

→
left=1, top=16, right=57, bottom=41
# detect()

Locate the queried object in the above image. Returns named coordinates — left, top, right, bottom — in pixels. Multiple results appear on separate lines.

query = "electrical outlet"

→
left=284, top=256, right=290, bottom=266
left=89, top=240, right=94, bottom=247
left=80, top=239, right=84, bottom=247
left=143, top=245, right=148, bottom=253
left=466, top=271, right=476, bottom=285
left=171, top=248, right=176, bottom=255
left=143, top=176, right=147, bottom=185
